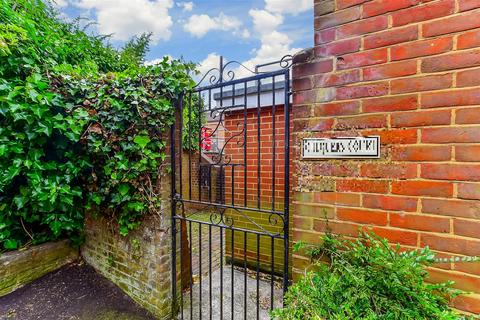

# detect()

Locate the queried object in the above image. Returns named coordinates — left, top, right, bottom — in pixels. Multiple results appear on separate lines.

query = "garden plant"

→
left=273, top=231, right=479, bottom=320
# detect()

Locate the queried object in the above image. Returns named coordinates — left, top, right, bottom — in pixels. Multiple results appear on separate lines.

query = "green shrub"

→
left=0, top=0, right=195, bottom=250
left=273, top=232, right=475, bottom=320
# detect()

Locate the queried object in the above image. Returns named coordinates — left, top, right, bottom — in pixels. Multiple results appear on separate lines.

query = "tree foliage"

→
left=0, top=0, right=195, bottom=250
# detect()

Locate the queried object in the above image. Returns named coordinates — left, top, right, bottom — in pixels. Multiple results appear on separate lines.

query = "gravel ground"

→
left=179, top=266, right=283, bottom=320
left=0, top=263, right=155, bottom=320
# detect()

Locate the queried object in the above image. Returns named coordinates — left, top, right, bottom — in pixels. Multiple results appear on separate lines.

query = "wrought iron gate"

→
left=171, top=56, right=291, bottom=320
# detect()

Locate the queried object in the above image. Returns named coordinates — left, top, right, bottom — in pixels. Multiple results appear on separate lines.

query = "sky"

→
left=52, top=0, right=313, bottom=77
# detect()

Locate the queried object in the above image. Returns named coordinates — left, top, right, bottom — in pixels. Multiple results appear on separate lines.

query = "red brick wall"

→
left=223, top=106, right=289, bottom=273
left=292, top=0, right=480, bottom=314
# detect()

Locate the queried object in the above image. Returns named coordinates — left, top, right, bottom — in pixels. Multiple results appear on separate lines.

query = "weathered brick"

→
left=337, top=0, right=369, bottom=9
left=364, top=25, right=418, bottom=49
left=458, top=183, right=480, bottom=200
left=456, top=145, right=480, bottom=162
left=313, top=101, right=360, bottom=116
left=336, top=16, right=388, bottom=39
left=452, top=294, right=480, bottom=315
left=313, top=192, right=361, bottom=206
left=335, top=114, right=387, bottom=130
left=337, top=48, right=388, bottom=70
left=312, top=162, right=359, bottom=177
left=390, top=213, right=450, bottom=233
left=360, top=163, right=417, bottom=179
left=315, top=29, right=336, bottom=45
left=458, top=30, right=480, bottom=49
left=369, top=227, right=418, bottom=246
left=337, top=179, right=389, bottom=193
left=315, top=69, right=361, bottom=87
left=293, top=60, right=334, bottom=77
left=363, top=194, right=418, bottom=212
left=421, top=234, right=480, bottom=256
left=422, top=49, right=480, bottom=73
left=315, top=38, right=361, bottom=57
left=427, top=268, right=480, bottom=293
left=423, top=10, right=480, bottom=37
left=391, top=37, right=453, bottom=61
left=457, top=68, right=480, bottom=88
left=314, top=0, right=335, bottom=16
left=363, top=95, right=418, bottom=113
left=459, top=0, right=480, bottom=11
left=422, top=88, right=480, bottom=108
left=391, top=74, right=452, bottom=94
left=336, top=82, right=389, bottom=100
left=391, top=0, right=455, bottom=27
left=295, top=203, right=335, bottom=219
left=313, top=220, right=361, bottom=237
left=392, top=180, right=454, bottom=197
left=454, top=218, right=480, bottom=238
left=362, top=129, right=418, bottom=144
left=391, top=145, right=451, bottom=161
left=315, top=6, right=361, bottom=30
left=422, top=126, right=480, bottom=143
left=337, top=208, right=388, bottom=226
left=293, top=77, right=313, bottom=91
left=421, top=163, right=480, bottom=181
left=422, top=198, right=480, bottom=219
left=363, top=60, right=417, bottom=81
left=363, top=0, right=421, bottom=18
left=391, top=109, right=451, bottom=127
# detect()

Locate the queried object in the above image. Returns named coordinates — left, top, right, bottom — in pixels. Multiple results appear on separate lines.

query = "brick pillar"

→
left=291, top=0, right=480, bottom=314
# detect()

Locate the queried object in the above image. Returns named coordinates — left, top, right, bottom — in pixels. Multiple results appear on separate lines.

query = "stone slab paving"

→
left=179, top=266, right=283, bottom=320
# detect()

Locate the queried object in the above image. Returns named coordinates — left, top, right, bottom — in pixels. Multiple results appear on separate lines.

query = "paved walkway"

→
left=179, top=266, right=283, bottom=320
left=0, top=264, right=155, bottom=320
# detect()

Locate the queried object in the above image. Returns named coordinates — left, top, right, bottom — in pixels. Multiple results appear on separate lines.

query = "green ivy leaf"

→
left=4, top=239, right=18, bottom=250
left=133, top=135, right=151, bottom=149
left=118, top=184, right=130, bottom=196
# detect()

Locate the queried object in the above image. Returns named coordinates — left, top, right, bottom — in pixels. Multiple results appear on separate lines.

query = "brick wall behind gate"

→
left=292, top=0, right=480, bottom=314
left=223, top=106, right=290, bottom=274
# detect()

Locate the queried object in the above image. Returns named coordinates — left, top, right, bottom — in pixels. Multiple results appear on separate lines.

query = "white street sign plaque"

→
left=302, top=136, right=380, bottom=159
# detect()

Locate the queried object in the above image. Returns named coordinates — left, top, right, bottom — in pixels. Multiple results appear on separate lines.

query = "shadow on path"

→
left=0, top=263, right=155, bottom=320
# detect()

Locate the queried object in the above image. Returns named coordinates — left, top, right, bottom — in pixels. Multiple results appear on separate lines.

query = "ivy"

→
left=0, top=0, right=195, bottom=250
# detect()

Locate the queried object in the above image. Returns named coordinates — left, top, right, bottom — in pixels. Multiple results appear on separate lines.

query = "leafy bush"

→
left=273, top=232, right=473, bottom=320
left=0, top=0, right=195, bottom=250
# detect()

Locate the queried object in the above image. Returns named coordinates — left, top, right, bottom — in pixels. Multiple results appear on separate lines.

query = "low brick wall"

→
left=81, top=213, right=172, bottom=319
left=0, top=240, right=78, bottom=297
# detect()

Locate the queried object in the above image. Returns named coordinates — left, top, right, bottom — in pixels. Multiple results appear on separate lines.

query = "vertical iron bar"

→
left=188, top=92, right=192, bottom=200
left=283, top=70, right=291, bottom=296
left=256, top=234, right=260, bottom=320
left=231, top=166, right=235, bottom=206
left=209, top=225, right=213, bottom=320
left=231, top=229, right=235, bottom=320
left=180, top=218, right=184, bottom=320
left=220, top=226, right=224, bottom=319
left=256, top=79, right=261, bottom=209
left=199, top=223, right=202, bottom=320
left=179, top=94, right=184, bottom=199
left=243, top=231, right=247, bottom=320
left=270, top=237, right=275, bottom=311
left=272, top=77, right=276, bottom=211
left=243, top=81, right=248, bottom=207
left=170, top=101, right=178, bottom=319
left=189, top=221, right=193, bottom=320
left=198, top=91, right=202, bottom=202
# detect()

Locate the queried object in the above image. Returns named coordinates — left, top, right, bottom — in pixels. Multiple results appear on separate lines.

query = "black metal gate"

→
left=171, top=56, right=291, bottom=320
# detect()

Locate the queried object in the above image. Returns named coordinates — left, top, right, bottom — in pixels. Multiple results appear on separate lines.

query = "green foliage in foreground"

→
left=0, top=0, right=195, bottom=250
left=273, top=233, right=474, bottom=320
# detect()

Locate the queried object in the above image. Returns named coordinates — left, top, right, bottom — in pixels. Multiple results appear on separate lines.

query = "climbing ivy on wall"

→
left=0, top=0, right=195, bottom=250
